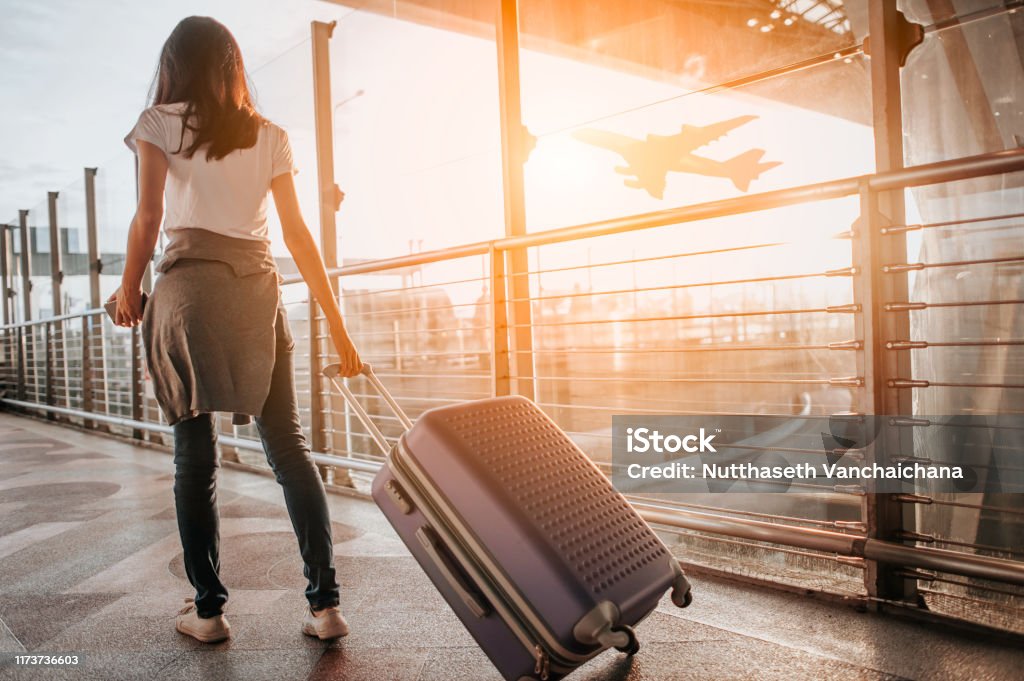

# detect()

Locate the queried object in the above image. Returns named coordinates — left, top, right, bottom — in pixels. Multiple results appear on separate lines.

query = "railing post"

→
left=43, top=321, right=54, bottom=419
left=96, top=319, right=111, bottom=432
left=15, top=326, right=26, bottom=402
left=490, top=246, right=511, bottom=397
left=495, top=0, right=535, bottom=401
left=130, top=325, right=144, bottom=439
left=18, top=210, right=31, bottom=322
left=84, top=168, right=102, bottom=310
left=0, top=226, right=10, bottom=396
left=851, top=185, right=894, bottom=599
left=18, top=211, right=33, bottom=403
left=81, top=314, right=94, bottom=430
left=308, top=296, right=325, bottom=453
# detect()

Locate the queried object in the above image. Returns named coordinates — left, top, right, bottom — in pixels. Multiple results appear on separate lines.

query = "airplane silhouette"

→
left=573, top=115, right=781, bottom=199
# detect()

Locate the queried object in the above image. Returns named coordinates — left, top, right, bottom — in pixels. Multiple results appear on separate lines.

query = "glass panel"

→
left=903, top=167, right=1024, bottom=626
left=317, top=255, right=492, bottom=491
left=329, top=0, right=504, bottom=259
left=57, top=176, right=90, bottom=313
left=901, top=7, right=1024, bottom=164
left=518, top=0, right=872, bottom=231
left=250, top=37, right=319, bottom=259
left=25, top=197, right=52, bottom=319
left=94, top=151, right=137, bottom=304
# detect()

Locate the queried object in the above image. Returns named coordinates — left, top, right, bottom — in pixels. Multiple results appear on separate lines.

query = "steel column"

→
left=862, top=0, right=917, bottom=603
left=46, top=192, right=63, bottom=317
left=17, top=211, right=32, bottom=400
left=0, top=225, right=11, bottom=326
left=308, top=20, right=339, bottom=459
left=311, top=20, right=340, bottom=280
left=18, top=210, right=31, bottom=322
left=47, top=191, right=69, bottom=416
left=84, top=168, right=102, bottom=309
left=495, top=0, right=535, bottom=401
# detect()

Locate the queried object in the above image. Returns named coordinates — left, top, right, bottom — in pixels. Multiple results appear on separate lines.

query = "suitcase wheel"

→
left=672, top=585, right=694, bottom=608
left=671, top=573, right=693, bottom=608
left=612, top=624, right=640, bottom=656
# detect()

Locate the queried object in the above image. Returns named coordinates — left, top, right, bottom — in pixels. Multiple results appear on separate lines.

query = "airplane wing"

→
left=665, top=115, right=759, bottom=154
left=572, top=129, right=641, bottom=157
left=628, top=168, right=668, bottom=199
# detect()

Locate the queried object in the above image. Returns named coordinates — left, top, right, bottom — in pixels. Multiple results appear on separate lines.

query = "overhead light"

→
left=746, top=18, right=759, bottom=27
left=760, top=24, right=774, bottom=32
left=784, top=17, right=794, bottom=26
left=770, top=10, right=781, bottom=19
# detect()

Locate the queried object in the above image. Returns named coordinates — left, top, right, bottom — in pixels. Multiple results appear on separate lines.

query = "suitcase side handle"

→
left=323, top=362, right=415, bottom=431
left=415, top=525, right=491, bottom=619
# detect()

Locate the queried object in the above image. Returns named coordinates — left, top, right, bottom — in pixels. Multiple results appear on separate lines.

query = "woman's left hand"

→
left=108, top=286, right=145, bottom=327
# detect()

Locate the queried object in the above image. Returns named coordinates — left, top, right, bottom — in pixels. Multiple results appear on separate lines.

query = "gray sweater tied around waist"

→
left=141, top=228, right=294, bottom=427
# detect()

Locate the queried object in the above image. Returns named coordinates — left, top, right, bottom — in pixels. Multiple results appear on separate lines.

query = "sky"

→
left=0, top=0, right=352, bottom=221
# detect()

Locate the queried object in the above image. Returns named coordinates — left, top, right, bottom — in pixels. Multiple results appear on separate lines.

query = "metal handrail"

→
left=634, top=502, right=1024, bottom=587
left=268, top=148, right=1024, bottom=282
left=5, top=147, right=1022, bottom=334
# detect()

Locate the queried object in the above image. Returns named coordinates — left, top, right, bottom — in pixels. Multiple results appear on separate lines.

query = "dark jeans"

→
left=172, top=331, right=339, bottom=618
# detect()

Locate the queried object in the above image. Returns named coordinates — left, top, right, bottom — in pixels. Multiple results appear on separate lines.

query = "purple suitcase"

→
left=325, top=364, right=692, bottom=681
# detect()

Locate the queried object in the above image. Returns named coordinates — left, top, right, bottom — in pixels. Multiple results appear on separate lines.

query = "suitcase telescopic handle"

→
left=322, top=362, right=414, bottom=455
left=357, top=363, right=415, bottom=430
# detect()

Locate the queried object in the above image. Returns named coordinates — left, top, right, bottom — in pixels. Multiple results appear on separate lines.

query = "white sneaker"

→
left=176, top=599, right=231, bottom=643
left=301, top=605, right=350, bottom=640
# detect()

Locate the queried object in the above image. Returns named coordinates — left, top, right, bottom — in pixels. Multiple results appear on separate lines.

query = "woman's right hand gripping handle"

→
left=329, top=323, right=363, bottom=378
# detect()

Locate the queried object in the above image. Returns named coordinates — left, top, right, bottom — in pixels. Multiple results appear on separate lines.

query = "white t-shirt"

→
left=124, top=102, right=295, bottom=242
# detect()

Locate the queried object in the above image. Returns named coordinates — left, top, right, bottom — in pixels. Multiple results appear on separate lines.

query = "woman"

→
left=111, top=16, right=362, bottom=644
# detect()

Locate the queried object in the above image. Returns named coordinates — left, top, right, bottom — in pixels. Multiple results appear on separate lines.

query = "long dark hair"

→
left=151, top=16, right=264, bottom=161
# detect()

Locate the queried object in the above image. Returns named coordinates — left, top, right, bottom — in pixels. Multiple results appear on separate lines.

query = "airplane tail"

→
left=724, top=149, right=781, bottom=192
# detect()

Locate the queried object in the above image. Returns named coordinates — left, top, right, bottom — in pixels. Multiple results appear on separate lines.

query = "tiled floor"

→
left=0, top=412, right=1022, bottom=680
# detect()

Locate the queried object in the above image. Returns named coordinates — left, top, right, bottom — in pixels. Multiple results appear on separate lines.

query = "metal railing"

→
left=2, top=147, right=1024, bottom=634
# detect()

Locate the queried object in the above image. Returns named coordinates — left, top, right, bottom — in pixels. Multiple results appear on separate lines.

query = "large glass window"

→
left=329, top=0, right=504, bottom=259
left=518, top=0, right=873, bottom=231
